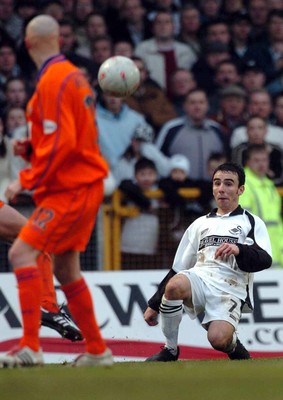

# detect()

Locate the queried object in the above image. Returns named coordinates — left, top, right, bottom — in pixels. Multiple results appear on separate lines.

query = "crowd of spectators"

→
left=1, top=0, right=283, bottom=268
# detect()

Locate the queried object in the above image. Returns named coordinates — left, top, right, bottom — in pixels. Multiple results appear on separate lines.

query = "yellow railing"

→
left=102, top=188, right=201, bottom=270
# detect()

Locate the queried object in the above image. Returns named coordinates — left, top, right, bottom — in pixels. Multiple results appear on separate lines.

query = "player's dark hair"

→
left=134, top=157, right=157, bottom=174
left=213, top=162, right=245, bottom=186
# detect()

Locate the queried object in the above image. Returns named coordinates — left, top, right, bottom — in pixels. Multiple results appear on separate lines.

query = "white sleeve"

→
left=172, top=222, right=199, bottom=272
left=253, top=215, right=272, bottom=257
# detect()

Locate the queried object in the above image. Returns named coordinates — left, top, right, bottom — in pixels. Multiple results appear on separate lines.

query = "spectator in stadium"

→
left=75, top=12, right=109, bottom=58
left=0, top=114, right=13, bottom=201
left=0, top=77, right=29, bottom=118
left=144, top=162, right=272, bottom=361
left=241, top=60, right=267, bottom=94
left=1, top=106, right=30, bottom=202
left=113, top=40, right=134, bottom=58
left=175, top=4, right=202, bottom=57
left=134, top=11, right=197, bottom=94
left=272, top=92, right=283, bottom=127
left=1, top=14, right=113, bottom=368
left=244, top=9, right=283, bottom=83
left=159, top=154, right=194, bottom=212
left=41, top=0, right=65, bottom=21
left=221, top=0, right=246, bottom=17
left=109, top=0, right=152, bottom=47
left=119, top=157, right=161, bottom=270
left=4, top=105, right=26, bottom=137
left=231, top=116, right=283, bottom=185
left=73, top=0, right=95, bottom=26
left=103, top=0, right=126, bottom=31
left=240, top=144, right=283, bottom=268
left=90, top=35, right=113, bottom=83
left=96, top=87, right=147, bottom=170
left=248, top=0, right=269, bottom=45
left=4, top=77, right=29, bottom=108
left=15, top=1, right=39, bottom=23
left=191, top=41, right=231, bottom=96
left=125, top=56, right=177, bottom=134
left=61, top=0, right=75, bottom=15
left=85, top=10, right=108, bottom=36
left=58, top=18, right=96, bottom=82
left=266, top=72, right=283, bottom=96
left=168, top=68, right=197, bottom=116
left=146, top=0, right=181, bottom=35
left=156, top=89, right=224, bottom=181
left=72, top=0, right=96, bottom=43
left=208, top=59, right=243, bottom=114
left=202, top=17, right=231, bottom=47
left=113, top=123, right=170, bottom=185
left=2, top=105, right=34, bottom=206
left=0, top=40, right=22, bottom=104
left=230, top=88, right=283, bottom=150
left=199, top=0, right=222, bottom=23
left=229, top=10, right=253, bottom=69
left=214, top=60, right=242, bottom=89
left=209, top=84, right=248, bottom=154
left=158, top=154, right=202, bottom=266
left=0, top=0, right=23, bottom=44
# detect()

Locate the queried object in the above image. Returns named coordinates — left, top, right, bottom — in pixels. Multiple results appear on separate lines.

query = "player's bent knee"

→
left=8, top=246, right=19, bottom=266
left=165, top=275, right=190, bottom=300
left=8, top=243, right=40, bottom=268
left=208, top=333, right=232, bottom=352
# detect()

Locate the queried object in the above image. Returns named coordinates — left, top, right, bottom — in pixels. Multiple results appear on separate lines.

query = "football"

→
left=98, top=56, right=141, bottom=98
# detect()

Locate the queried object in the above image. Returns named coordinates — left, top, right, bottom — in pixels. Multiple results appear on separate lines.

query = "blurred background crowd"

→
left=1, top=0, right=283, bottom=269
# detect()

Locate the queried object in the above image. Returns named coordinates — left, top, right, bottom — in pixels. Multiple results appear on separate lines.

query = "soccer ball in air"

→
left=98, top=56, right=141, bottom=98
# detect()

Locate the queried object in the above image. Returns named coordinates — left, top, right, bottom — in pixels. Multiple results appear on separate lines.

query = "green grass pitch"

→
left=1, top=358, right=283, bottom=400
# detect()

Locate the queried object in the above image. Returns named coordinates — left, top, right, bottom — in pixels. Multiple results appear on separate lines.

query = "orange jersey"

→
left=20, top=55, right=108, bottom=201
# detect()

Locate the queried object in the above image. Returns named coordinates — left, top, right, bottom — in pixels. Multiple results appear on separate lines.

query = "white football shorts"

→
left=178, top=270, right=242, bottom=329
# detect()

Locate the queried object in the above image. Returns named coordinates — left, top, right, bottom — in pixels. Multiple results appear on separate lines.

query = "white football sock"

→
left=159, top=295, right=183, bottom=353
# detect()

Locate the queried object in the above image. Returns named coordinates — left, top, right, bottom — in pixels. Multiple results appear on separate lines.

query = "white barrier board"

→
left=1, top=270, right=283, bottom=363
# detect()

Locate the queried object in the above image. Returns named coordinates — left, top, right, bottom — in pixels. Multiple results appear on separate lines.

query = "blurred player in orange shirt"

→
left=0, top=200, right=83, bottom=342
left=0, top=15, right=112, bottom=367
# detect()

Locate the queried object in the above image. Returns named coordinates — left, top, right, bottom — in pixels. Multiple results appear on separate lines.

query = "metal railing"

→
left=102, top=188, right=201, bottom=270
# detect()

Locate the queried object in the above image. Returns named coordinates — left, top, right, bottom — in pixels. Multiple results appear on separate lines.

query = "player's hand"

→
left=144, top=307, right=159, bottom=326
left=5, top=180, right=23, bottom=202
left=215, top=243, right=239, bottom=260
left=13, top=138, right=32, bottom=157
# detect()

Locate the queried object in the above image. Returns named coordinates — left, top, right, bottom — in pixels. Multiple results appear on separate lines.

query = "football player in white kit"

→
left=144, top=162, right=272, bottom=361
